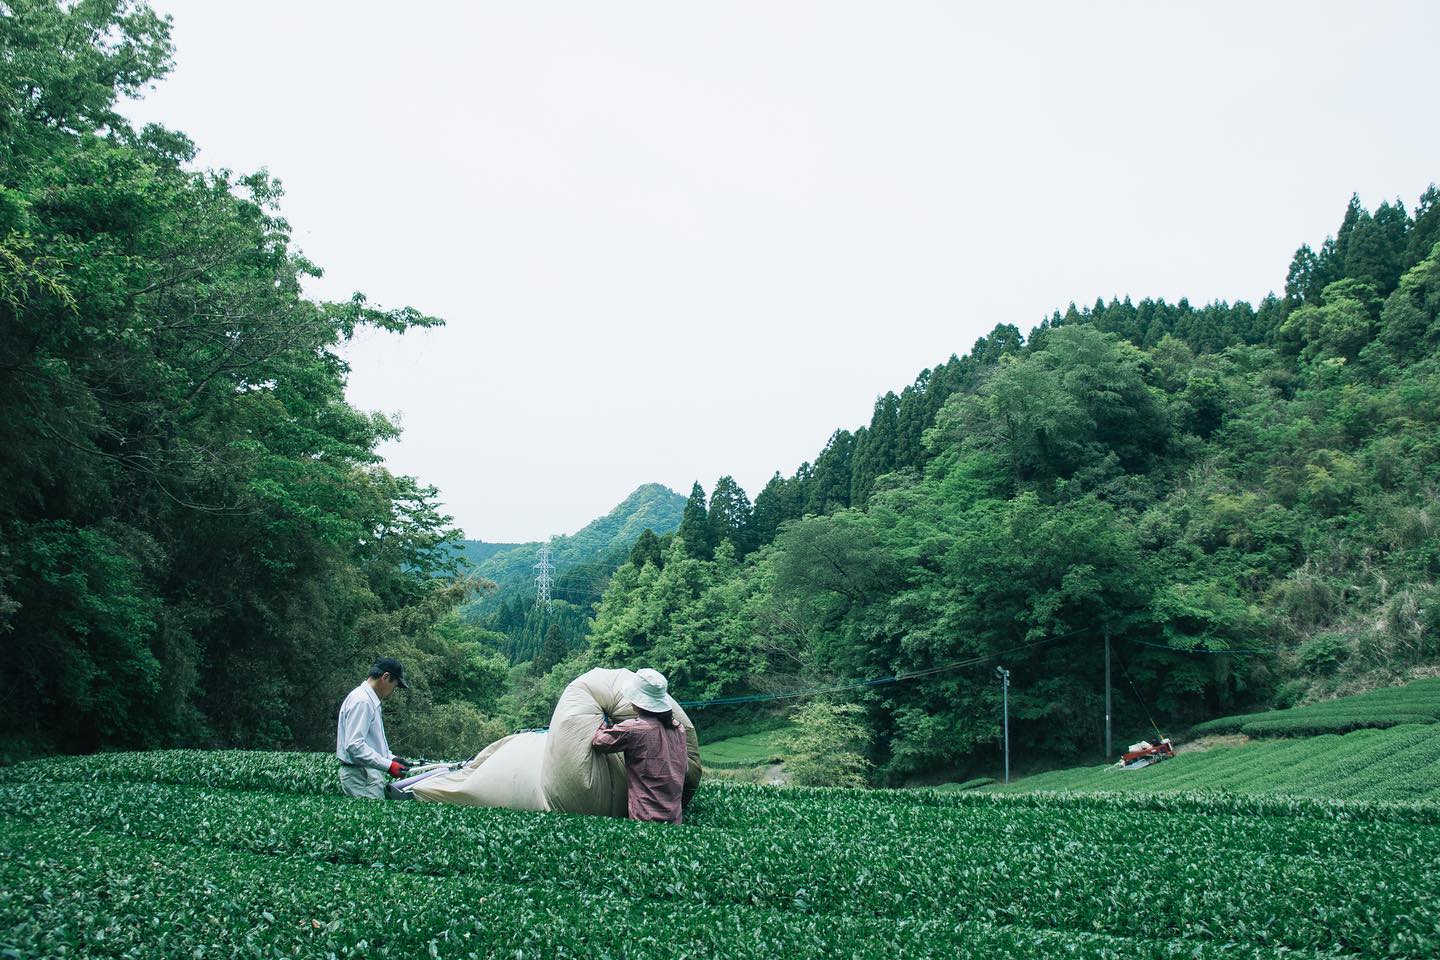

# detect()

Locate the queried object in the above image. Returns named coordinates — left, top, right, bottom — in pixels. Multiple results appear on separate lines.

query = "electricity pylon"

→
left=534, top=541, right=554, bottom=608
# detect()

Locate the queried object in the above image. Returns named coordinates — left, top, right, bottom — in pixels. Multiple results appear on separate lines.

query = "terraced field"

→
left=993, top=721, right=1440, bottom=800
left=1190, top=677, right=1440, bottom=737
left=2, top=751, right=1438, bottom=958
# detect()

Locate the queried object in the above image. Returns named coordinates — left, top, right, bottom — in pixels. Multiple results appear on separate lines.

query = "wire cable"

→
left=1129, top=637, right=1273, bottom=657
left=1116, top=652, right=1167, bottom=742
left=676, top=626, right=1094, bottom=709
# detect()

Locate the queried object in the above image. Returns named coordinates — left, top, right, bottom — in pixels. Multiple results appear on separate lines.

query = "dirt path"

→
left=762, top=762, right=789, bottom=786
left=1176, top=734, right=1250, bottom=754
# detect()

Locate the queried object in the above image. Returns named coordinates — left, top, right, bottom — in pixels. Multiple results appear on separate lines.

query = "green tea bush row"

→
left=991, top=723, right=1440, bottom=806
left=695, top=781, right=1440, bottom=860
left=699, top=730, right=787, bottom=770
left=5, top=779, right=1438, bottom=956
left=12, top=748, right=1440, bottom=829
left=1239, top=713, right=1437, bottom=737
left=0, top=748, right=341, bottom=796
left=1224, top=724, right=1440, bottom=798
left=0, top=821, right=1300, bottom=960
left=1194, top=709, right=1437, bottom=736
left=933, top=777, right=995, bottom=791
left=1191, top=678, right=1440, bottom=736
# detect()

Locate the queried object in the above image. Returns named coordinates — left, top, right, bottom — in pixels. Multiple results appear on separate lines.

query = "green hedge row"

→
left=934, top=777, right=996, bottom=791
left=1194, top=709, right=1439, bottom=737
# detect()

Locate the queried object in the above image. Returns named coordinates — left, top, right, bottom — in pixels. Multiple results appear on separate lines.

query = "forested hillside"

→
left=5, top=3, right=1438, bottom=786
left=450, top=540, right=523, bottom=566
left=0, top=2, right=508, bottom=759
left=555, top=187, right=1440, bottom=782
left=463, top=483, right=685, bottom=665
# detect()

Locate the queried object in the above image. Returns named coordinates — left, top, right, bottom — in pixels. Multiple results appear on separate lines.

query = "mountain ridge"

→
left=461, top=483, right=686, bottom=608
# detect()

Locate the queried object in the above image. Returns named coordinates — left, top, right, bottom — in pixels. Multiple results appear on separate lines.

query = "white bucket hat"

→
left=629, top=668, right=671, bottom=713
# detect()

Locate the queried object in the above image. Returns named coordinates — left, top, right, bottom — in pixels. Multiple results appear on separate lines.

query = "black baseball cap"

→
left=370, top=657, right=410, bottom=688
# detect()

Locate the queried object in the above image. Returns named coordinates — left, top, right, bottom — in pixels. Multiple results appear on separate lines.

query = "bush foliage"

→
left=2, top=750, right=1438, bottom=958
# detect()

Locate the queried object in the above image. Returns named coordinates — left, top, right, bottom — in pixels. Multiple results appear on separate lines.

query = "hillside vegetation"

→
left=465, top=483, right=686, bottom=605
left=3, top=751, right=1438, bottom=958
left=550, top=188, right=1440, bottom=782
left=448, top=540, right=523, bottom=566
left=5, top=1, right=1440, bottom=795
left=0, top=2, right=502, bottom=758
left=463, top=483, right=686, bottom=665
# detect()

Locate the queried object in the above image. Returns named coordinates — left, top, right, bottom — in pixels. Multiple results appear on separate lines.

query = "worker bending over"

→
left=336, top=657, right=413, bottom=799
left=591, top=668, right=692, bottom=824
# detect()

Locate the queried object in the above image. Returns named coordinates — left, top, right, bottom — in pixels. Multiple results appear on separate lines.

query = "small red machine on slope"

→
left=1116, top=738, right=1175, bottom=770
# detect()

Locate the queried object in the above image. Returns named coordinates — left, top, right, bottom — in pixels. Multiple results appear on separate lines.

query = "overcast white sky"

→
left=123, top=2, right=1439, bottom=542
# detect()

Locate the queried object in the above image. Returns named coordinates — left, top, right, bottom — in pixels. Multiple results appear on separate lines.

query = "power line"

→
left=677, top=627, right=1093, bottom=709
left=1129, top=637, right=1272, bottom=657
left=1116, top=650, right=1167, bottom=742
left=675, top=627, right=1272, bottom=712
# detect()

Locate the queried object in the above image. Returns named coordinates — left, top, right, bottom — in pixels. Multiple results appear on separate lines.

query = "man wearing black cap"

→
left=335, top=658, right=412, bottom=799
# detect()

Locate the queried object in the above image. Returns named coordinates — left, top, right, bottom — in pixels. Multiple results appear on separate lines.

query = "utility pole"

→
left=534, top=541, right=553, bottom=609
left=995, top=665, right=1010, bottom=785
left=1104, top=625, right=1112, bottom=760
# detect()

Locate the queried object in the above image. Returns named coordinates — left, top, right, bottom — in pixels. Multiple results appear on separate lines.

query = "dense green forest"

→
left=0, top=1, right=510, bottom=760
left=5, top=3, right=1439, bottom=785
left=543, top=186, right=1440, bottom=782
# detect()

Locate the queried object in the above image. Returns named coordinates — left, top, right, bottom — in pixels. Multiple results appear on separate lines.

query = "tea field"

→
left=2, top=750, right=1439, bottom=958
left=993, top=721, right=1440, bottom=801
left=1189, top=678, right=1440, bottom=738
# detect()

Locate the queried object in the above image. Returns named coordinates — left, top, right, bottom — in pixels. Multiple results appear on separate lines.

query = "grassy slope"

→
left=699, top=729, right=788, bottom=769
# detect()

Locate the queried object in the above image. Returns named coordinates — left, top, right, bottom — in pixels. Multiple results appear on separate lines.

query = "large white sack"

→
left=541, top=667, right=702, bottom=816
left=413, top=667, right=702, bottom=816
left=411, top=730, right=547, bottom=809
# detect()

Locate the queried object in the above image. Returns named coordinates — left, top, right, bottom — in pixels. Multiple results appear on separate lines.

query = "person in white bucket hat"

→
left=629, top=667, right=671, bottom=712
left=591, top=668, right=692, bottom=823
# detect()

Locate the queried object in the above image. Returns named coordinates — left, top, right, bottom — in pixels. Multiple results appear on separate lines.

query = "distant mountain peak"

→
left=456, top=483, right=687, bottom=608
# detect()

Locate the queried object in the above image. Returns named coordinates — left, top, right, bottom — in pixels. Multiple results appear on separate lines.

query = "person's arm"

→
left=341, top=699, right=392, bottom=772
left=591, top=719, right=632, bottom=754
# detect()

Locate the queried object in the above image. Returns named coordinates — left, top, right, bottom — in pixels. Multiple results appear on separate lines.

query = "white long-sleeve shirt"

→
left=336, top=682, right=392, bottom=771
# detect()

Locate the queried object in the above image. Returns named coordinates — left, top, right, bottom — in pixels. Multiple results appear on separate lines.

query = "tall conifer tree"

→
left=678, top=482, right=713, bottom=560
left=804, top=430, right=855, bottom=515
left=708, top=476, right=753, bottom=555
left=1404, top=185, right=1440, bottom=270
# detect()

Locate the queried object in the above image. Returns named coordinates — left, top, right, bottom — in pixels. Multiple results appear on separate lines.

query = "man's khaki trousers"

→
left=338, top=764, right=385, bottom=799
